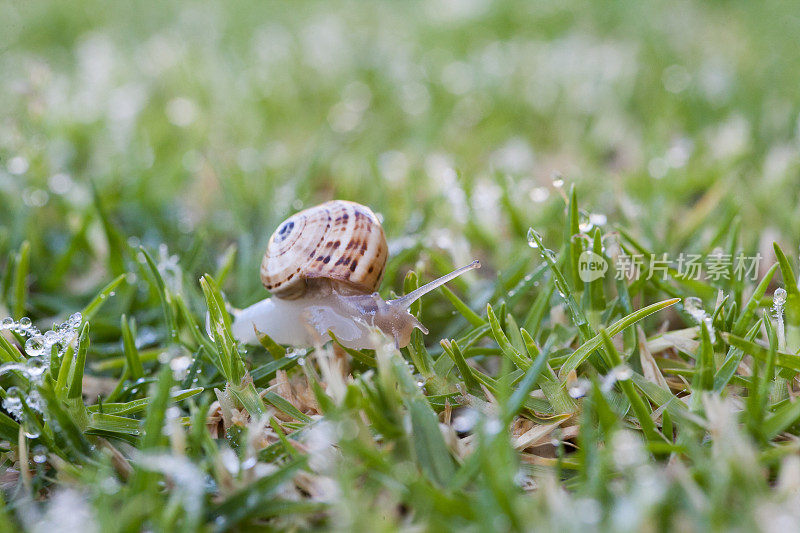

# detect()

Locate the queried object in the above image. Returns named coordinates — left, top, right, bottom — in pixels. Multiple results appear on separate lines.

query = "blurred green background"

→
left=1, top=0, right=799, bottom=307
left=3, top=1, right=800, bottom=530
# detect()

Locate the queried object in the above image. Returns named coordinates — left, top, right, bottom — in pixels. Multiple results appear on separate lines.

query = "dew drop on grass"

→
left=2, top=387, right=24, bottom=419
left=26, top=357, right=48, bottom=378
left=683, top=296, right=703, bottom=314
left=683, top=296, right=716, bottom=343
left=287, top=348, right=307, bottom=359
left=241, top=456, right=257, bottom=470
left=484, top=418, right=503, bottom=436
left=602, top=365, right=632, bottom=392
left=552, top=173, right=565, bottom=188
left=773, top=288, right=788, bottom=348
left=25, top=335, right=46, bottom=356
left=68, top=312, right=82, bottom=329
left=529, top=186, right=549, bottom=203
left=554, top=278, right=569, bottom=299
left=568, top=378, right=591, bottom=399
left=1, top=317, right=13, bottom=329
left=452, top=407, right=479, bottom=434
left=220, top=447, right=240, bottom=475
left=613, top=365, right=633, bottom=381
left=774, top=288, right=788, bottom=308
left=589, top=213, right=608, bottom=227
left=526, top=228, right=541, bottom=249
left=168, top=354, right=192, bottom=380
left=578, top=210, right=593, bottom=233
left=33, top=445, right=48, bottom=463
left=27, top=390, right=44, bottom=412
left=44, top=330, right=59, bottom=345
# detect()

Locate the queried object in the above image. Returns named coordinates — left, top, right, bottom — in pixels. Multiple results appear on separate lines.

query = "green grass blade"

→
left=723, top=333, right=800, bottom=373
left=81, top=274, right=126, bottom=324
left=441, top=285, right=485, bottom=327
left=67, top=323, right=90, bottom=400
left=121, top=315, right=144, bottom=380
left=558, top=298, right=681, bottom=379
left=487, top=303, right=531, bottom=370
left=12, top=241, right=30, bottom=319
left=140, top=246, right=179, bottom=343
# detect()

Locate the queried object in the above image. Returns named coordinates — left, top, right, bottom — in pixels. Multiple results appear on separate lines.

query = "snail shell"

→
left=260, top=200, right=388, bottom=299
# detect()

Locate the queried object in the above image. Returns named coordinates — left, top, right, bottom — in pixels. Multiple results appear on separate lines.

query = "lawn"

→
left=1, top=0, right=800, bottom=530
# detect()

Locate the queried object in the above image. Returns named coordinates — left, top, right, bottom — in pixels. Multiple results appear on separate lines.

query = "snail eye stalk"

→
left=389, top=260, right=481, bottom=310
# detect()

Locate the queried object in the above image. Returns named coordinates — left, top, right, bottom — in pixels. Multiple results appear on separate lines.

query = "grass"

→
left=2, top=0, right=800, bottom=530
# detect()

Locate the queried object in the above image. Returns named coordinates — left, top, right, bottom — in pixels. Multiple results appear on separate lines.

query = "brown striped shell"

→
left=260, top=200, right=388, bottom=299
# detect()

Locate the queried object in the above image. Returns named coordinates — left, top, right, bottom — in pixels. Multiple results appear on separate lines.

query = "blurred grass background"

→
left=2, top=1, right=800, bottom=530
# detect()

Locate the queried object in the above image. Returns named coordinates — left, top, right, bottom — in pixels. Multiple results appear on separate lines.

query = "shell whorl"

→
left=260, top=200, right=388, bottom=299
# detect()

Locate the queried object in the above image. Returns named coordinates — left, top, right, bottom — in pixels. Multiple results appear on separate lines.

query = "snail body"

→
left=231, top=200, right=479, bottom=350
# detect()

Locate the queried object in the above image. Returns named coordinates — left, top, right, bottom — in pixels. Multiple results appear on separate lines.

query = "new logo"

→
left=578, top=251, right=608, bottom=282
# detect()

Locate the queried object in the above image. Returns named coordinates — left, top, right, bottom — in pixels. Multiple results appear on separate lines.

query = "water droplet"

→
left=1, top=317, right=14, bottom=329
left=484, top=418, right=503, bottom=436
left=529, top=186, right=549, bottom=203
left=612, top=365, right=633, bottom=381
left=33, top=445, right=48, bottom=463
left=168, top=355, right=192, bottom=380
left=26, top=358, right=48, bottom=378
left=590, top=214, right=606, bottom=229
left=568, top=378, right=591, bottom=399
left=3, top=387, right=25, bottom=421
left=602, top=365, right=633, bottom=392
left=25, top=336, right=46, bottom=357
left=287, top=348, right=307, bottom=359
left=683, top=297, right=716, bottom=343
left=551, top=173, right=565, bottom=188
left=452, top=407, right=479, bottom=434
left=578, top=210, right=593, bottom=233
left=27, top=390, right=43, bottom=413
left=774, top=288, right=788, bottom=307
left=68, top=312, right=82, bottom=329
left=684, top=296, right=703, bottom=314
left=554, top=278, right=569, bottom=299
left=220, top=448, right=240, bottom=475
left=526, top=228, right=541, bottom=249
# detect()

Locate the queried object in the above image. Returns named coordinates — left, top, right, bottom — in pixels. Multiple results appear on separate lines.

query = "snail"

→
left=230, top=200, right=480, bottom=350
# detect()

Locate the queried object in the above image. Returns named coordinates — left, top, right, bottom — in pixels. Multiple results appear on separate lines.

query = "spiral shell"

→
left=260, top=200, right=388, bottom=299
